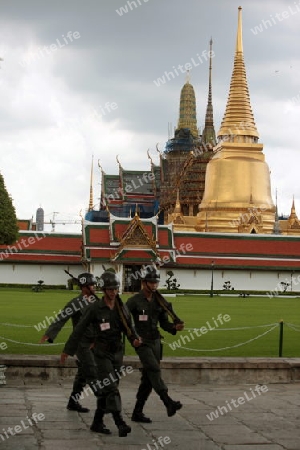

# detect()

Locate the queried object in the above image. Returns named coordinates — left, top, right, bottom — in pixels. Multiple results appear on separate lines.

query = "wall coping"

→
left=2, top=355, right=300, bottom=369
left=2, top=355, right=300, bottom=385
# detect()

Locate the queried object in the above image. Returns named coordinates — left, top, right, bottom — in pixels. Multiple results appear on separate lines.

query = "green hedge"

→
left=0, top=283, right=67, bottom=289
left=159, top=289, right=300, bottom=296
left=0, top=285, right=299, bottom=296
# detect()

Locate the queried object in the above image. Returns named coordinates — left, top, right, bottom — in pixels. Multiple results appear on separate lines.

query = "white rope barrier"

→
left=165, top=324, right=279, bottom=352
left=0, top=336, right=64, bottom=346
left=0, top=323, right=34, bottom=328
left=2, top=321, right=300, bottom=350
left=184, top=323, right=278, bottom=331
left=0, top=323, right=72, bottom=329
left=285, top=323, right=300, bottom=332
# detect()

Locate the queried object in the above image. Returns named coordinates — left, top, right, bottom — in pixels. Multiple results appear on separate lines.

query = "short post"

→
left=278, top=320, right=284, bottom=357
left=210, top=261, right=214, bottom=298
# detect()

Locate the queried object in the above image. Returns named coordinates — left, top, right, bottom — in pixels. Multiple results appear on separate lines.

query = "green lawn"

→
left=1, top=289, right=300, bottom=357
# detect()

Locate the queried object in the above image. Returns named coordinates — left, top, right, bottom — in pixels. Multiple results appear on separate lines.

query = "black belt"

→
left=97, top=341, right=123, bottom=353
left=140, top=331, right=161, bottom=340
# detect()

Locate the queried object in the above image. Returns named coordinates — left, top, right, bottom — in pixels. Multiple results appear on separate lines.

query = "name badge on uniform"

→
left=139, top=310, right=148, bottom=321
left=100, top=322, right=110, bottom=331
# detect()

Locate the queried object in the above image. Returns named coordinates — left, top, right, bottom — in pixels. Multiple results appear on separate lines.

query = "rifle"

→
left=115, top=294, right=139, bottom=342
left=64, top=270, right=138, bottom=343
left=154, top=291, right=183, bottom=361
left=154, top=290, right=184, bottom=325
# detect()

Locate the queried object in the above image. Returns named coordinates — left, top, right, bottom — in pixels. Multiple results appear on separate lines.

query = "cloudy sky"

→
left=0, top=0, right=299, bottom=232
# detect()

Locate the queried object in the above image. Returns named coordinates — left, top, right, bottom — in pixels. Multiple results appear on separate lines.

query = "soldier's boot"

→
left=159, top=390, right=182, bottom=417
left=67, top=392, right=90, bottom=413
left=131, top=399, right=152, bottom=423
left=112, top=412, right=131, bottom=437
left=90, top=399, right=111, bottom=435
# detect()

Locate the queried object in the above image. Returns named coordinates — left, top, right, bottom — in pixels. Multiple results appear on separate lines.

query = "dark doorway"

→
left=124, top=265, right=142, bottom=292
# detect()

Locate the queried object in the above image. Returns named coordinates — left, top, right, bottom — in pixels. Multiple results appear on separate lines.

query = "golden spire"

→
left=289, top=196, right=297, bottom=219
left=88, top=155, right=94, bottom=211
left=287, top=196, right=300, bottom=230
left=202, top=38, right=216, bottom=145
left=176, top=76, right=198, bottom=138
left=196, top=6, right=275, bottom=234
left=236, top=6, right=243, bottom=53
left=218, top=6, right=259, bottom=141
left=171, top=189, right=184, bottom=224
left=186, top=69, right=190, bottom=84
left=174, top=189, right=181, bottom=214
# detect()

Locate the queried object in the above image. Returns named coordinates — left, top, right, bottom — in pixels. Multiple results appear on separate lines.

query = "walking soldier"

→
left=61, top=271, right=141, bottom=437
left=40, top=272, right=98, bottom=413
left=126, top=266, right=184, bottom=422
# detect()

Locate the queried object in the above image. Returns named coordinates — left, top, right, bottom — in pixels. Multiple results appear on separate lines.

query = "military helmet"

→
left=98, top=271, right=120, bottom=290
left=141, top=266, right=160, bottom=282
left=77, top=272, right=97, bottom=288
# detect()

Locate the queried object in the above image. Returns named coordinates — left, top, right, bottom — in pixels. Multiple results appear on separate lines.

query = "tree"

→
left=0, top=172, right=19, bottom=245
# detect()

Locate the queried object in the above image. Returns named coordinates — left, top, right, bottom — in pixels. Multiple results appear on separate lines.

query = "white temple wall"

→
left=0, top=263, right=298, bottom=295
left=0, top=264, right=83, bottom=286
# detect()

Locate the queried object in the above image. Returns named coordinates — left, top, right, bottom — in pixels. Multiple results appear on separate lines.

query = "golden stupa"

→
left=196, top=6, right=276, bottom=233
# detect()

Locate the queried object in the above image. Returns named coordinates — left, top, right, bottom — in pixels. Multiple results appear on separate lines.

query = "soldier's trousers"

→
left=72, top=342, right=98, bottom=394
left=92, top=346, right=124, bottom=413
left=135, top=338, right=167, bottom=397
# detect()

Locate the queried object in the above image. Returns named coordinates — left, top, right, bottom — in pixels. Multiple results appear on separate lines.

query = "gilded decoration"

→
left=111, top=213, right=158, bottom=261
left=196, top=7, right=275, bottom=234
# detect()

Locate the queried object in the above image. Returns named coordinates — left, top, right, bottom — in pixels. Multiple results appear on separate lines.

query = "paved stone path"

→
left=0, top=379, right=300, bottom=449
